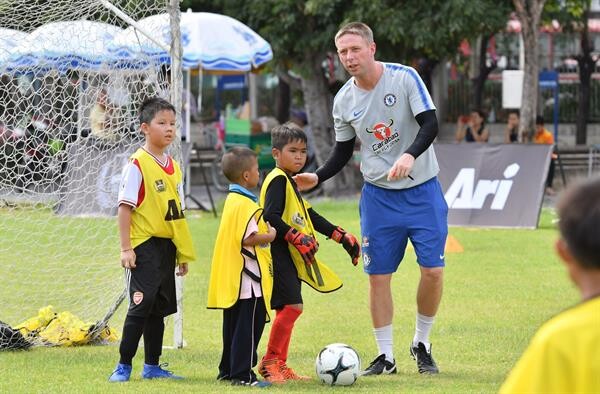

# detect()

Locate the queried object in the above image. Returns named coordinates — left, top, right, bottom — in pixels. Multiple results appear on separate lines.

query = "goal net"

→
left=0, top=0, right=183, bottom=349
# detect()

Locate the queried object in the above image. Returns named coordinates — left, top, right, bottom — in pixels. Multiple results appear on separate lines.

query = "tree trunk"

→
left=577, top=57, right=592, bottom=145
left=275, top=74, right=290, bottom=124
left=472, top=35, right=496, bottom=110
left=415, top=58, right=437, bottom=97
left=513, top=0, right=546, bottom=142
left=576, top=8, right=593, bottom=145
left=299, top=55, right=358, bottom=195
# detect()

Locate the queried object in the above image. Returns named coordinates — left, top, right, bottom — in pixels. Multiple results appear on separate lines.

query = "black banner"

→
left=436, top=143, right=552, bottom=228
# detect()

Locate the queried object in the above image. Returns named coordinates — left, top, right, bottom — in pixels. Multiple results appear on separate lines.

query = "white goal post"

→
left=0, top=0, right=186, bottom=350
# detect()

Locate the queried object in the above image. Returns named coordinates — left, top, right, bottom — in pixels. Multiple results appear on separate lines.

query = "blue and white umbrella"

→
left=109, top=11, right=273, bottom=71
left=0, top=28, right=27, bottom=66
left=4, top=20, right=123, bottom=72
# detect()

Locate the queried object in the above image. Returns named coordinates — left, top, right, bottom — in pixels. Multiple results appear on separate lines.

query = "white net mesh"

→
left=0, top=0, right=181, bottom=349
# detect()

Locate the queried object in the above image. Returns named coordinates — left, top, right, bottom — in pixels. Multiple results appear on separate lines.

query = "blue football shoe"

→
left=108, top=363, right=132, bottom=382
left=141, top=363, right=184, bottom=380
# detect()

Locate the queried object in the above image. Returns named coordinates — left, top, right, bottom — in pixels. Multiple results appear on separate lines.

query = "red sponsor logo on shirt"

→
left=366, top=119, right=393, bottom=140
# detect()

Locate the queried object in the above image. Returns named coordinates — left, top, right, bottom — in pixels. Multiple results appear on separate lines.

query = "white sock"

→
left=373, top=324, right=394, bottom=362
left=412, top=313, right=435, bottom=350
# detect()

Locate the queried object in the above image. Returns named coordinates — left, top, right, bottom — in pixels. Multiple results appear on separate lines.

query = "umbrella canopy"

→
left=0, top=28, right=27, bottom=65
left=4, top=20, right=123, bottom=72
left=109, top=11, right=273, bottom=71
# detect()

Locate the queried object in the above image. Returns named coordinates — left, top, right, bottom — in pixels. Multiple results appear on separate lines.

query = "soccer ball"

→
left=315, top=343, right=361, bottom=386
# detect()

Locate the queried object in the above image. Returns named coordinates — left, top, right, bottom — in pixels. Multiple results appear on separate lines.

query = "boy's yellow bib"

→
left=207, top=192, right=273, bottom=320
left=130, top=148, right=195, bottom=263
left=260, top=167, right=342, bottom=293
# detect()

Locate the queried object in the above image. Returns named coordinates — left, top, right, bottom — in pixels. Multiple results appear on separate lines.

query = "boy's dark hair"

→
left=557, top=177, right=600, bottom=269
left=271, top=122, right=307, bottom=150
left=221, top=146, right=257, bottom=183
left=138, top=97, right=176, bottom=125
left=536, top=115, right=544, bottom=125
left=508, top=110, right=520, bottom=117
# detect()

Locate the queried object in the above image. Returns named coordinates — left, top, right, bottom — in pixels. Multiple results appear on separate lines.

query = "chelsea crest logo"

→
left=384, top=93, right=396, bottom=107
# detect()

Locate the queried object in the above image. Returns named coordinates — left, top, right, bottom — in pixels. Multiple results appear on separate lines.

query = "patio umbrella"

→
left=0, top=28, right=27, bottom=66
left=108, top=11, right=273, bottom=72
left=4, top=20, right=123, bottom=72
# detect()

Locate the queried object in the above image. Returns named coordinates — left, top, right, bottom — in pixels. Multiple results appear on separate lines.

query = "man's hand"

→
left=292, top=172, right=318, bottom=191
left=331, top=227, right=360, bottom=266
left=120, top=249, right=136, bottom=269
left=176, top=263, right=188, bottom=277
left=387, top=153, right=415, bottom=181
left=284, top=228, right=319, bottom=265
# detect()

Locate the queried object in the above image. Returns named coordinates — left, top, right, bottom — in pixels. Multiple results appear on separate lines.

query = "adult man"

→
left=294, top=22, right=446, bottom=375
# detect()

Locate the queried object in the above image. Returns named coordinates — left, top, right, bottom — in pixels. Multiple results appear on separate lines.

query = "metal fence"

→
left=446, top=76, right=600, bottom=124
left=590, top=144, right=600, bottom=176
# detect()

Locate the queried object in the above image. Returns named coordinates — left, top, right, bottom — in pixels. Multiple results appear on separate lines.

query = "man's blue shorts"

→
left=359, top=177, right=448, bottom=274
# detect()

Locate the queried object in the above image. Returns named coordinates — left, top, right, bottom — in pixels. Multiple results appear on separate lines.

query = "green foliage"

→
left=0, top=203, right=578, bottom=393
left=544, top=0, right=588, bottom=28
left=348, top=0, right=513, bottom=62
left=185, top=0, right=513, bottom=73
left=218, top=0, right=346, bottom=76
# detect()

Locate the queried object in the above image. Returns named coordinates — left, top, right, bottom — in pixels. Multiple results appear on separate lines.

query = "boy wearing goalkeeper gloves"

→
left=207, top=147, right=276, bottom=388
left=257, top=122, right=360, bottom=383
left=109, top=98, right=196, bottom=382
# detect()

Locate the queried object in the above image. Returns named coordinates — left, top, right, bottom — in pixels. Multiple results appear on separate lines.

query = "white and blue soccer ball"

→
left=315, top=343, right=361, bottom=386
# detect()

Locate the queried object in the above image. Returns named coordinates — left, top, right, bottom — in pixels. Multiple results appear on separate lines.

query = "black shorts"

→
left=270, top=250, right=303, bottom=310
left=126, top=237, right=177, bottom=318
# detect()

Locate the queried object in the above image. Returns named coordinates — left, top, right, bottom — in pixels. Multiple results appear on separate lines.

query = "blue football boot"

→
left=108, top=363, right=132, bottom=382
left=141, top=363, right=184, bottom=380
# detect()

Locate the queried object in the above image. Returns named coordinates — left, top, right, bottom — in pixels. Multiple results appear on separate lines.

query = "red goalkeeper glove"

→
left=331, top=227, right=360, bottom=266
left=284, top=228, right=319, bottom=265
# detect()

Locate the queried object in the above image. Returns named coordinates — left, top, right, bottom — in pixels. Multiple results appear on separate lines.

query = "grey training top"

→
left=332, top=62, right=439, bottom=189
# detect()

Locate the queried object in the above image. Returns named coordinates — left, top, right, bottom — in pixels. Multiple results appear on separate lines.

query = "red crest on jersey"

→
left=133, top=291, right=144, bottom=305
left=366, top=119, right=394, bottom=140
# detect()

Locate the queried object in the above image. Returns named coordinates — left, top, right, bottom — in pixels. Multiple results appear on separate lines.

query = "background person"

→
left=500, top=177, right=600, bottom=393
left=454, top=109, right=489, bottom=143
left=533, top=115, right=556, bottom=195
left=294, top=22, right=446, bottom=376
left=89, top=88, right=119, bottom=142
left=504, top=110, right=520, bottom=143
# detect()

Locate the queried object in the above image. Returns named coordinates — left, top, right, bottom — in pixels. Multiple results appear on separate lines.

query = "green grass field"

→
left=0, top=200, right=578, bottom=393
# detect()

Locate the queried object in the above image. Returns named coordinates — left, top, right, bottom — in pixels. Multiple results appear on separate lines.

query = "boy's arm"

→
left=308, top=207, right=360, bottom=266
left=307, top=207, right=337, bottom=237
left=118, top=204, right=136, bottom=269
left=243, top=221, right=277, bottom=246
left=263, top=175, right=292, bottom=240
left=265, top=175, right=318, bottom=265
left=176, top=263, right=188, bottom=276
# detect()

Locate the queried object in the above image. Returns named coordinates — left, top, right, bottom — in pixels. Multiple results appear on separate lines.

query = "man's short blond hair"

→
left=335, top=22, right=374, bottom=44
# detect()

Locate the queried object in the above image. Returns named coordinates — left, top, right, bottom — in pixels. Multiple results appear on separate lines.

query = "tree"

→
left=350, top=0, right=512, bottom=105
left=184, top=0, right=517, bottom=193
left=220, top=0, right=358, bottom=193
left=545, top=0, right=596, bottom=145
left=513, top=0, right=547, bottom=141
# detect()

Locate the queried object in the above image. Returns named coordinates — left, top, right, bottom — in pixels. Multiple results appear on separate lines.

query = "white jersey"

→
left=333, top=62, right=439, bottom=189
